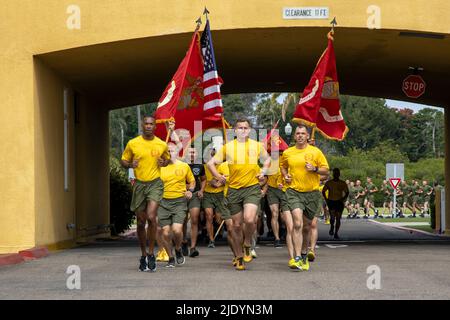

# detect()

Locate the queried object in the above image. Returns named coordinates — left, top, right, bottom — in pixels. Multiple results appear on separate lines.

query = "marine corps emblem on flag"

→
left=321, top=76, right=339, bottom=99
left=178, top=75, right=204, bottom=110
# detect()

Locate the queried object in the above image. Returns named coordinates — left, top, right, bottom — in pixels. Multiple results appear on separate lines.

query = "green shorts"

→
left=202, top=191, right=232, bottom=220
left=397, top=197, right=404, bottom=205
left=286, top=189, right=322, bottom=220
left=412, top=195, right=419, bottom=204
left=188, top=193, right=201, bottom=210
left=226, top=184, right=261, bottom=216
left=424, top=196, right=431, bottom=203
left=365, top=196, right=375, bottom=203
left=267, top=186, right=290, bottom=212
left=157, top=197, right=188, bottom=227
left=356, top=197, right=364, bottom=205
left=131, top=178, right=164, bottom=212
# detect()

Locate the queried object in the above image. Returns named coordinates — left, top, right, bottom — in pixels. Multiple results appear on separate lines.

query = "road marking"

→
left=325, top=244, right=348, bottom=249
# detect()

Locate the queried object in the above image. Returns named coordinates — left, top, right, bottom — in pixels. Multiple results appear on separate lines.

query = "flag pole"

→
left=311, top=126, right=316, bottom=141
left=213, top=220, right=225, bottom=241
left=203, top=6, right=210, bottom=20
left=165, top=120, right=172, bottom=143
left=221, top=116, right=228, bottom=144
left=329, top=17, right=337, bottom=40
left=195, top=16, right=202, bottom=32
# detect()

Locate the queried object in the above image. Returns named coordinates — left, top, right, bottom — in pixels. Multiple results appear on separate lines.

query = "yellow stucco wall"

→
left=0, top=0, right=449, bottom=253
left=74, top=96, right=110, bottom=239
left=34, top=58, right=77, bottom=248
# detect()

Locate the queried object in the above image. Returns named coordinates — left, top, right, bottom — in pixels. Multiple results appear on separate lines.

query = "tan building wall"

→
left=34, top=58, right=77, bottom=248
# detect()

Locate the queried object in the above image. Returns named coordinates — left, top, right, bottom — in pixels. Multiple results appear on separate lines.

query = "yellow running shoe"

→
left=232, top=257, right=238, bottom=267
left=157, top=248, right=169, bottom=262
left=325, top=218, right=330, bottom=225
left=307, top=250, right=316, bottom=262
left=288, top=258, right=297, bottom=269
left=162, top=249, right=169, bottom=262
left=243, top=246, right=253, bottom=263
left=235, top=257, right=246, bottom=271
left=301, top=257, right=310, bottom=271
left=294, top=258, right=304, bottom=271
left=156, top=249, right=164, bottom=262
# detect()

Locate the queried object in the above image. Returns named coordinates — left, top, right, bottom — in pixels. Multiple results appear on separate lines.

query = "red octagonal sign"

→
left=402, top=75, right=426, bottom=99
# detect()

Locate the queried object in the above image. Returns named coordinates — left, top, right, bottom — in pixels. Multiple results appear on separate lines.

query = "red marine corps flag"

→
left=154, top=20, right=225, bottom=146
left=263, top=120, right=289, bottom=154
left=292, top=32, right=348, bottom=141
left=154, top=29, right=205, bottom=140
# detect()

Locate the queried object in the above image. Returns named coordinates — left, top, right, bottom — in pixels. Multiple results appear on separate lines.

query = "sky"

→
left=385, top=99, right=443, bottom=113
left=275, top=93, right=443, bottom=114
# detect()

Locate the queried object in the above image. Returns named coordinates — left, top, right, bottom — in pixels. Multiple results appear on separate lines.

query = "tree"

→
left=222, top=93, right=258, bottom=124
left=333, top=95, right=401, bottom=154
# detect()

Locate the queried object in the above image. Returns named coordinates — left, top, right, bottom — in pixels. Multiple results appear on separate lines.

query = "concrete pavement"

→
left=1, top=220, right=450, bottom=300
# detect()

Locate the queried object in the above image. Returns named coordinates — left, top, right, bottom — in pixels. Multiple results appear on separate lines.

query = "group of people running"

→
left=120, top=116, right=350, bottom=272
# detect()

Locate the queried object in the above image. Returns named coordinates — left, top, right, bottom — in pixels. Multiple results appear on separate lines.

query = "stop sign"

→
left=402, top=75, right=426, bottom=98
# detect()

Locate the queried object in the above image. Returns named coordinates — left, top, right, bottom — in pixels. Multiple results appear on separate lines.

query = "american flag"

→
left=200, top=19, right=224, bottom=117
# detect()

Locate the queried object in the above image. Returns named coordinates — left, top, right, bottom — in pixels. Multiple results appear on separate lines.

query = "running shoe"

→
left=189, top=247, right=199, bottom=258
left=334, top=234, right=340, bottom=240
left=232, top=257, right=238, bottom=267
left=156, top=249, right=164, bottom=262
left=250, top=249, right=258, bottom=258
left=207, top=240, right=215, bottom=248
left=147, top=254, right=156, bottom=272
left=156, top=248, right=169, bottom=262
left=139, top=256, right=149, bottom=272
left=235, top=257, right=246, bottom=271
left=325, top=218, right=330, bottom=225
left=182, top=242, right=189, bottom=256
left=294, top=256, right=304, bottom=271
left=274, top=239, right=282, bottom=248
left=166, top=257, right=175, bottom=268
left=301, top=257, right=310, bottom=271
left=175, top=249, right=185, bottom=265
left=307, top=250, right=316, bottom=262
left=288, top=258, right=297, bottom=269
left=243, top=246, right=253, bottom=263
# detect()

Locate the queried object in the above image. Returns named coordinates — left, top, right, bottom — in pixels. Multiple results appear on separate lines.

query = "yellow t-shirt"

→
left=324, top=179, right=349, bottom=201
left=214, top=139, right=268, bottom=189
left=266, top=159, right=281, bottom=189
left=275, top=174, right=289, bottom=192
left=160, top=160, right=195, bottom=199
left=121, top=135, right=170, bottom=182
left=204, top=162, right=229, bottom=193
left=280, top=144, right=329, bottom=192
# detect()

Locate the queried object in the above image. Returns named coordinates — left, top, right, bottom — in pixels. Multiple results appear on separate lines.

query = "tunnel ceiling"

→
left=37, top=27, right=450, bottom=109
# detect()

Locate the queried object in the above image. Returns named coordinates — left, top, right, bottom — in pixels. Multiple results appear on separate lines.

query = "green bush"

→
left=110, top=156, right=134, bottom=235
